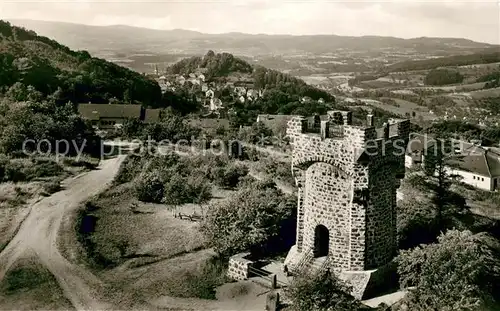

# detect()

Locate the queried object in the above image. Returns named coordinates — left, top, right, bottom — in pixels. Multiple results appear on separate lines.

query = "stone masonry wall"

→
left=287, top=112, right=410, bottom=272
left=227, top=253, right=253, bottom=281
left=303, top=162, right=352, bottom=269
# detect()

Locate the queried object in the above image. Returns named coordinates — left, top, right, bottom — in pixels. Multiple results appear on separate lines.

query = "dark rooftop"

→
left=78, top=104, right=142, bottom=120
left=144, top=109, right=161, bottom=123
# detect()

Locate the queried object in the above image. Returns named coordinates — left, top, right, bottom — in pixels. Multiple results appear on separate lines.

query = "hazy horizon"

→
left=1, top=0, right=499, bottom=44
left=5, top=18, right=499, bottom=45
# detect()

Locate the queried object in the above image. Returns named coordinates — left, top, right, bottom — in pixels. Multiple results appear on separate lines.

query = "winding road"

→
left=0, top=156, right=126, bottom=310
left=0, top=152, right=286, bottom=311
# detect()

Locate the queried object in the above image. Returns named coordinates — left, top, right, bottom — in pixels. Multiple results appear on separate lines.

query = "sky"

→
left=1, top=0, right=499, bottom=44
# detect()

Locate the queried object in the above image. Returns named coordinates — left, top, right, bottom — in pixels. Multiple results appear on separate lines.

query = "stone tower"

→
left=284, top=111, right=410, bottom=298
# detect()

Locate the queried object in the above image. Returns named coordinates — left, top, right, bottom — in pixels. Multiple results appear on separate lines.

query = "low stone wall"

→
left=338, top=260, right=399, bottom=300
left=227, top=252, right=254, bottom=281
left=339, top=270, right=373, bottom=300
left=362, top=260, right=399, bottom=299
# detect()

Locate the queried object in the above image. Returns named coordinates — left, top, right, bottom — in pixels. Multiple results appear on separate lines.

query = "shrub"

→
left=42, top=181, right=61, bottom=196
left=254, top=157, right=295, bottom=186
left=211, top=163, right=248, bottom=189
left=397, top=200, right=440, bottom=250
left=75, top=200, right=116, bottom=269
left=141, top=114, right=201, bottom=143
left=134, top=172, right=164, bottom=203
left=3, top=159, right=29, bottom=182
left=0, top=154, right=10, bottom=181
left=62, top=156, right=99, bottom=169
left=286, top=269, right=366, bottom=311
left=28, top=158, right=64, bottom=179
left=121, top=118, right=144, bottom=139
left=238, top=176, right=277, bottom=191
left=201, top=186, right=294, bottom=257
left=396, top=230, right=500, bottom=311
left=114, top=154, right=144, bottom=184
left=1, top=158, right=63, bottom=182
left=162, top=173, right=190, bottom=208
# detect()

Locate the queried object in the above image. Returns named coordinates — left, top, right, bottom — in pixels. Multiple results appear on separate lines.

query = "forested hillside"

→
left=0, top=20, right=162, bottom=106
left=166, top=51, right=337, bottom=123
left=167, top=50, right=253, bottom=78
left=386, top=49, right=500, bottom=72
left=0, top=19, right=338, bottom=126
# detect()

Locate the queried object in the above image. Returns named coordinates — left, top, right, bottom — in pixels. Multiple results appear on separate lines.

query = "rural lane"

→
left=0, top=155, right=126, bottom=310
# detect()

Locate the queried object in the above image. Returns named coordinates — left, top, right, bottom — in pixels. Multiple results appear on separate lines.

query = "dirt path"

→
left=0, top=153, right=272, bottom=311
left=0, top=156, right=126, bottom=310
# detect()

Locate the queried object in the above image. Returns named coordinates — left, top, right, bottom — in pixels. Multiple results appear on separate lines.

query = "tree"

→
left=396, top=230, right=500, bottom=311
left=286, top=269, right=371, bottom=311
left=201, top=186, right=293, bottom=257
left=162, top=174, right=190, bottom=215
left=239, top=121, right=273, bottom=145
left=121, top=118, right=144, bottom=139
left=397, top=199, right=440, bottom=250
left=424, top=68, right=464, bottom=86
left=188, top=175, right=212, bottom=216
left=134, top=172, right=164, bottom=203
left=210, top=163, right=248, bottom=189
left=141, top=114, right=200, bottom=143
left=5, top=82, right=28, bottom=101
left=123, top=89, right=131, bottom=104
left=422, top=139, right=466, bottom=229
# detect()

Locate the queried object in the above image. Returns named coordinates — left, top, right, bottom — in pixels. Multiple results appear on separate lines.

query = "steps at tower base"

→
left=284, top=245, right=399, bottom=300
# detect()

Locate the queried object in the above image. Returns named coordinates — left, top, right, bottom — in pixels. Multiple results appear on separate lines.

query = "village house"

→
left=447, top=149, right=500, bottom=191
left=188, top=78, right=201, bottom=86
left=256, top=114, right=295, bottom=127
left=78, top=104, right=160, bottom=130
left=246, top=89, right=260, bottom=101
left=188, top=118, right=230, bottom=131
left=234, top=86, right=247, bottom=97
left=405, top=134, right=500, bottom=191
left=256, top=114, right=329, bottom=136
left=144, top=108, right=162, bottom=124
left=210, top=98, right=223, bottom=111
left=176, top=75, right=186, bottom=85
left=206, top=89, right=215, bottom=99
left=300, top=96, right=313, bottom=103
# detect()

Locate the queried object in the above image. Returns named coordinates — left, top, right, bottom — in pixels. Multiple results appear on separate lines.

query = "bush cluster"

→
left=118, top=152, right=248, bottom=205
left=0, top=156, right=64, bottom=182
left=201, top=178, right=296, bottom=257
left=254, top=157, right=295, bottom=186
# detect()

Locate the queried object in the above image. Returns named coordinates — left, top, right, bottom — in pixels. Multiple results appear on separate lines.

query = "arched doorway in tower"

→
left=314, top=225, right=329, bottom=258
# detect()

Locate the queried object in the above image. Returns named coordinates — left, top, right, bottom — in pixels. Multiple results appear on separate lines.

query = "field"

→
left=359, top=80, right=400, bottom=89
left=470, top=87, right=500, bottom=99
left=357, top=98, right=437, bottom=121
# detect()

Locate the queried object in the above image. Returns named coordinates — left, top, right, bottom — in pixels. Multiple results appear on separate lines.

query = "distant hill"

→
left=167, top=50, right=334, bottom=103
left=163, top=51, right=343, bottom=124
left=0, top=20, right=162, bottom=106
left=167, top=51, right=253, bottom=78
left=8, top=19, right=496, bottom=58
left=386, top=48, right=500, bottom=72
